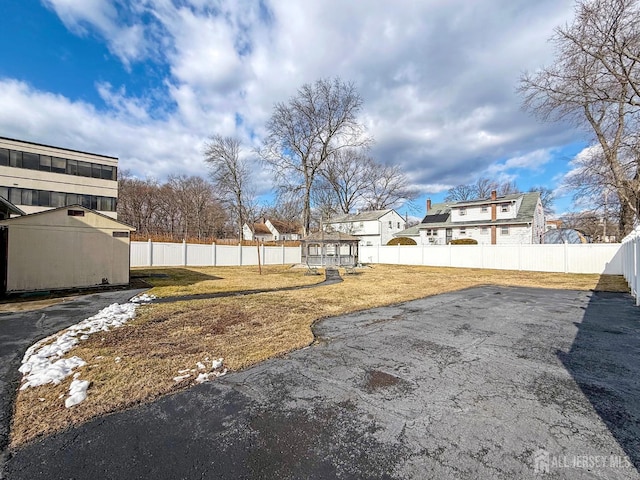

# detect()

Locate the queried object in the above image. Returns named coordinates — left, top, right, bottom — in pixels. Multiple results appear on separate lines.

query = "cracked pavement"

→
left=4, top=286, right=640, bottom=479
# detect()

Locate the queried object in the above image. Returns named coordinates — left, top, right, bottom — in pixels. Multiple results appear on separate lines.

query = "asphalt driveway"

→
left=3, top=286, right=640, bottom=479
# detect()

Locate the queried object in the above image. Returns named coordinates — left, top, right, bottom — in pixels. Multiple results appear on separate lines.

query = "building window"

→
left=9, top=150, right=22, bottom=168
left=1, top=186, right=117, bottom=211
left=460, top=227, right=466, bottom=235
left=481, top=205, right=488, bottom=213
left=39, top=155, right=52, bottom=171
left=459, top=208, right=466, bottom=216
left=52, top=157, right=66, bottom=174
left=501, top=226, right=509, bottom=235
left=481, top=227, right=488, bottom=234
left=501, top=204, right=509, bottom=213
left=388, top=221, right=392, bottom=228
left=397, top=222, right=400, bottom=229
left=3, top=148, right=116, bottom=180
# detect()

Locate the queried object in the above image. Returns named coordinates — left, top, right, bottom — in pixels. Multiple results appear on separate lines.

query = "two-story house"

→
left=324, top=209, right=406, bottom=246
left=243, top=218, right=303, bottom=242
left=396, top=191, right=545, bottom=245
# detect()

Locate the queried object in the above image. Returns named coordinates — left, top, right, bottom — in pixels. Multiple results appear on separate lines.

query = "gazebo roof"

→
left=302, top=231, right=360, bottom=243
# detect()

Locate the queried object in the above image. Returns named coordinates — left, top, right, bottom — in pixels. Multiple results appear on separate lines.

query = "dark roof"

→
left=422, top=213, right=449, bottom=224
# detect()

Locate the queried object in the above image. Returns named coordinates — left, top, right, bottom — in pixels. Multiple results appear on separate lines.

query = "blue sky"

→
left=0, top=0, right=590, bottom=219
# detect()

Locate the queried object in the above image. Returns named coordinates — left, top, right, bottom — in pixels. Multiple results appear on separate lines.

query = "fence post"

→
left=212, top=242, right=216, bottom=267
left=147, top=239, right=153, bottom=267
left=238, top=243, right=243, bottom=266
left=635, top=236, right=640, bottom=306
left=518, top=243, right=522, bottom=271
left=397, top=242, right=401, bottom=264
left=183, top=240, right=187, bottom=266
left=262, top=243, right=266, bottom=266
left=282, top=243, right=285, bottom=265
left=449, top=243, right=452, bottom=267
left=564, top=241, right=569, bottom=274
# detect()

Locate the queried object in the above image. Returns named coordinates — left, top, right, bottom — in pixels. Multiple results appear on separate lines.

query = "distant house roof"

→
left=325, top=209, right=395, bottom=224
left=419, top=192, right=541, bottom=229
left=394, top=225, right=421, bottom=237
left=269, top=219, right=302, bottom=235
left=252, top=222, right=271, bottom=235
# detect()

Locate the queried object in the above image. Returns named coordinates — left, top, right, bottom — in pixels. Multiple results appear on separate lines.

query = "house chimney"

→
left=426, top=199, right=431, bottom=213
left=490, top=190, right=497, bottom=200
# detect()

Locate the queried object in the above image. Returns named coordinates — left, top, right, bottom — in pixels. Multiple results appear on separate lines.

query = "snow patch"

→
left=65, top=378, right=90, bottom=408
left=19, top=298, right=149, bottom=397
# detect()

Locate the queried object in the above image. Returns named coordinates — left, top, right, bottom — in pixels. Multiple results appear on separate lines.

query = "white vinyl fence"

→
left=621, top=227, right=640, bottom=306
left=131, top=240, right=301, bottom=267
left=359, top=243, right=623, bottom=275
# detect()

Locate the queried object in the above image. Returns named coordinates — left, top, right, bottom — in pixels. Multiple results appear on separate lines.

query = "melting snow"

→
left=18, top=293, right=155, bottom=406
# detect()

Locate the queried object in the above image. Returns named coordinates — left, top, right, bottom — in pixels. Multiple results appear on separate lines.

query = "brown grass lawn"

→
left=10, top=265, right=629, bottom=447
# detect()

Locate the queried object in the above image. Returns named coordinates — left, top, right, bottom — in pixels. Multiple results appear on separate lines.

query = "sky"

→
left=0, top=0, right=591, bottom=219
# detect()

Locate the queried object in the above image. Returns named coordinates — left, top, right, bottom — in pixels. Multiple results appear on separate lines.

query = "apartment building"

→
left=0, top=137, right=118, bottom=218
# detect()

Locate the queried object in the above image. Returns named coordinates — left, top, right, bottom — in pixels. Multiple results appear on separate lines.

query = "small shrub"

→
left=387, top=237, right=417, bottom=246
left=450, top=238, right=478, bottom=245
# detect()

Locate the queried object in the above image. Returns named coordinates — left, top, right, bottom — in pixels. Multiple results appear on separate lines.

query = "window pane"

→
left=52, top=157, right=66, bottom=174
left=0, top=187, right=7, bottom=200
left=38, top=190, right=51, bottom=207
left=21, top=190, right=33, bottom=205
left=101, top=165, right=114, bottom=180
left=51, top=192, right=66, bottom=207
left=66, top=193, right=78, bottom=206
left=66, top=159, right=78, bottom=175
left=91, top=164, right=102, bottom=178
left=9, top=189, right=21, bottom=204
left=98, top=196, right=115, bottom=211
left=39, top=155, right=52, bottom=171
left=0, top=148, right=8, bottom=166
left=89, top=195, right=97, bottom=210
left=80, top=195, right=91, bottom=208
left=23, top=152, right=39, bottom=170
left=77, top=161, right=91, bottom=177
left=9, top=151, right=22, bottom=168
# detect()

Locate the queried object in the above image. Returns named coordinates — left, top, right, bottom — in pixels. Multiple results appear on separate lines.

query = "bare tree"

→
left=497, top=180, right=520, bottom=196
left=475, top=178, right=499, bottom=198
left=363, top=163, right=418, bottom=210
left=519, top=0, right=640, bottom=235
left=529, top=186, right=556, bottom=215
left=260, top=77, right=371, bottom=234
left=204, top=135, right=255, bottom=240
left=319, top=148, right=372, bottom=214
left=445, top=183, right=479, bottom=202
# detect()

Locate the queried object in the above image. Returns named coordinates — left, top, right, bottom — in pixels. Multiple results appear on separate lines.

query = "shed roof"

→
left=0, top=197, right=26, bottom=217
left=0, top=205, right=135, bottom=230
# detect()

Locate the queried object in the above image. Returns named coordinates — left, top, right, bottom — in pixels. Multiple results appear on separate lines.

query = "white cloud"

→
left=16, top=0, right=582, bottom=199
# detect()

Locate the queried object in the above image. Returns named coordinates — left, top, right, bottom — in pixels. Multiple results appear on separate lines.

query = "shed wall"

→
left=5, top=224, right=130, bottom=292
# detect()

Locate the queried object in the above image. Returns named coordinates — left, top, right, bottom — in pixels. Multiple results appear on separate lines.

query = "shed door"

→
left=0, top=227, right=7, bottom=295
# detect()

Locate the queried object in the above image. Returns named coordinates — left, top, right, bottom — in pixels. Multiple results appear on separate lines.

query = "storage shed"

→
left=0, top=205, right=135, bottom=294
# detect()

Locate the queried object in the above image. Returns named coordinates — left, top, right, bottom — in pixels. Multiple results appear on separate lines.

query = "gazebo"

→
left=301, top=231, right=360, bottom=267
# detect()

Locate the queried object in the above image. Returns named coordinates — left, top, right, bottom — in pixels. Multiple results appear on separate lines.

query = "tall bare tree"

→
left=319, top=148, right=372, bottom=214
left=519, top=0, right=640, bottom=235
left=444, top=178, right=519, bottom=202
left=260, top=77, right=371, bottom=234
left=363, top=162, right=418, bottom=210
left=204, top=135, right=255, bottom=240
